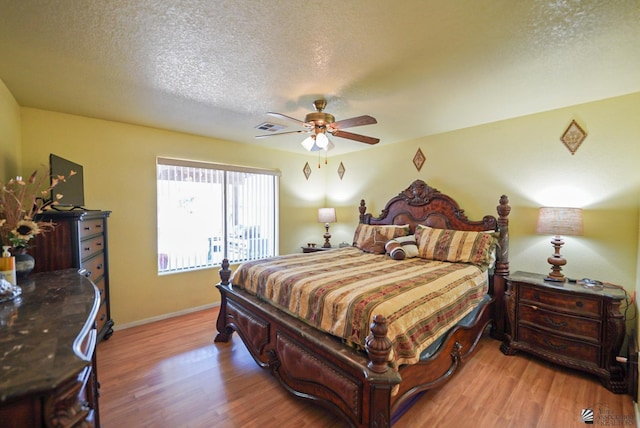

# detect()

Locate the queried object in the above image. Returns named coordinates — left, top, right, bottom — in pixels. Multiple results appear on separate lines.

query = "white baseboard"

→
left=112, top=302, right=221, bottom=331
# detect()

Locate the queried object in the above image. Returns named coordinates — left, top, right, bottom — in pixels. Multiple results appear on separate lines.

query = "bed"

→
left=215, top=179, right=511, bottom=427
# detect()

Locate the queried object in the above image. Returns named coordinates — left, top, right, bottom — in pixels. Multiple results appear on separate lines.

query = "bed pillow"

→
left=415, top=225, right=498, bottom=269
left=353, top=224, right=410, bottom=254
left=385, top=235, right=419, bottom=260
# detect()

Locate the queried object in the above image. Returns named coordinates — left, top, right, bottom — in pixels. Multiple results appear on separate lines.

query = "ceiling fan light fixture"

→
left=315, top=132, right=329, bottom=149
left=301, top=135, right=318, bottom=151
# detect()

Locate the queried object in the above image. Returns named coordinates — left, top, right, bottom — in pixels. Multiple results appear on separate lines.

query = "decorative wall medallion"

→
left=413, top=148, right=425, bottom=171
left=561, top=120, right=587, bottom=155
left=337, top=162, right=345, bottom=180
left=303, top=162, right=312, bottom=180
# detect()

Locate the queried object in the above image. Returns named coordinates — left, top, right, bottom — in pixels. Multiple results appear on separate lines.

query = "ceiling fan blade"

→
left=255, top=130, right=307, bottom=139
left=332, top=130, right=380, bottom=145
left=332, top=115, right=377, bottom=130
left=266, top=112, right=309, bottom=127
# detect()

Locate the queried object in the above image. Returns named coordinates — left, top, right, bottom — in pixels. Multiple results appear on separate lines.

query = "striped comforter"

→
left=231, top=246, right=488, bottom=366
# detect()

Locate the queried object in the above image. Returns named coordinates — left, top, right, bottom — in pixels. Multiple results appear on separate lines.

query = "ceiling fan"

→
left=256, top=99, right=379, bottom=152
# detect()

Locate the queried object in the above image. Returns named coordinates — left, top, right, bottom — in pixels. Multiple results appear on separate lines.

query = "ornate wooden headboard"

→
left=359, top=179, right=499, bottom=232
left=358, top=179, right=511, bottom=281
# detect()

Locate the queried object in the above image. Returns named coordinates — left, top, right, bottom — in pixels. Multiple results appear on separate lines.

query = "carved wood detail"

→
left=215, top=181, right=511, bottom=426
left=45, top=378, right=92, bottom=428
left=502, top=273, right=627, bottom=394
left=274, top=333, right=361, bottom=419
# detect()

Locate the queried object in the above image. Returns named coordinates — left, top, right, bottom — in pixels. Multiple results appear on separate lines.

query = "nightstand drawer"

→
left=519, top=325, right=600, bottom=365
left=519, top=304, right=601, bottom=341
left=520, top=284, right=601, bottom=317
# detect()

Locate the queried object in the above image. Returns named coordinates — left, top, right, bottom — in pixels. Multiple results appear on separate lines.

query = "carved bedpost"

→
left=365, top=315, right=392, bottom=374
left=219, top=258, right=231, bottom=285
left=215, top=258, right=233, bottom=343
left=492, top=195, right=510, bottom=339
left=359, top=199, right=367, bottom=224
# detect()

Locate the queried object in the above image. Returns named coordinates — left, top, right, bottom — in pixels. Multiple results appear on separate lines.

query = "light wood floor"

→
left=97, top=307, right=637, bottom=428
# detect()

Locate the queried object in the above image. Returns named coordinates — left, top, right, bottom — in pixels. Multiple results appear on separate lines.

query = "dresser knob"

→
left=576, top=301, right=584, bottom=308
left=543, top=338, right=567, bottom=351
left=543, top=316, right=567, bottom=328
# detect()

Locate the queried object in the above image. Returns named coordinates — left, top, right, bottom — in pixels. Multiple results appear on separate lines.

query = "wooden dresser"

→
left=31, top=210, right=114, bottom=341
left=501, top=271, right=627, bottom=393
left=0, top=269, right=100, bottom=427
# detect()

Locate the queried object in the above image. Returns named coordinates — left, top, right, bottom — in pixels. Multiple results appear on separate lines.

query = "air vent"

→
left=255, top=122, right=285, bottom=132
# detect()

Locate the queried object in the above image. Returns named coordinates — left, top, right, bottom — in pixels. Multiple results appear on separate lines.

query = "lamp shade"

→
left=315, top=132, right=329, bottom=149
left=318, top=207, right=336, bottom=224
left=301, top=136, right=316, bottom=151
left=536, top=207, right=583, bottom=236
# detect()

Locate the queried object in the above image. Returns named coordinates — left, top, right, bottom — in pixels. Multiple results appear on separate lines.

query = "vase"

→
left=12, top=249, right=35, bottom=279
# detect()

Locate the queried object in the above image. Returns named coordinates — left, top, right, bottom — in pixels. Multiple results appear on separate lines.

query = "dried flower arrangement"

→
left=0, top=167, right=76, bottom=251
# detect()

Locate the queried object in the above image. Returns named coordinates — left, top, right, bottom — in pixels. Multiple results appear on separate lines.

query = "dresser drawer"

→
left=96, top=302, right=108, bottom=334
left=79, top=219, right=104, bottom=239
left=80, top=235, right=105, bottom=261
left=520, top=284, right=601, bottom=317
left=518, top=325, right=600, bottom=365
left=94, top=277, right=106, bottom=305
left=81, top=254, right=105, bottom=284
left=518, top=304, right=601, bottom=341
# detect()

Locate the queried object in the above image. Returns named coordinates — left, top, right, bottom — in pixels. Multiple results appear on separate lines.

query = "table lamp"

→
left=536, top=207, right=583, bottom=282
left=318, top=208, right=337, bottom=248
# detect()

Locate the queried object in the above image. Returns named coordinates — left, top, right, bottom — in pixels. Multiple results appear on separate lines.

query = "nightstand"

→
left=500, top=271, right=627, bottom=393
left=301, top=246, right=333, bottom=253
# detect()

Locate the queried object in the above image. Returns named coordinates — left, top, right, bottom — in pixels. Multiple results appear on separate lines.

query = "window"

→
left=156, top=158, right=279, bottom=274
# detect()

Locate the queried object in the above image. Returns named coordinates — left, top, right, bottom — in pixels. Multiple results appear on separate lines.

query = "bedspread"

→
left=231, top=246, right=488, bottom=366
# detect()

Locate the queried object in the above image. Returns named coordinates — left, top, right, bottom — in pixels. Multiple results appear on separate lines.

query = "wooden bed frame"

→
left=215, top=180, right=511, bottom=427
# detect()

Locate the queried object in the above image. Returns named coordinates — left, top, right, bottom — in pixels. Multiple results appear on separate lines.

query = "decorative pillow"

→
left=385, top=235, right=419, bottom=260
left=415, top=225, right=498, bottom=269
left=358, top=232, right=387, bottom=254
left=353, top=224, right=410, bottom=254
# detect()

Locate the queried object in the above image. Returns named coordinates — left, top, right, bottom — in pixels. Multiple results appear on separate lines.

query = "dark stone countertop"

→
left=0, top=269, right=99, bottom=403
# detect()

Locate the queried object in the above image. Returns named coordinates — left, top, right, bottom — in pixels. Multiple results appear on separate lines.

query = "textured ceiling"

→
left=0, top=0, right=638, bottom=155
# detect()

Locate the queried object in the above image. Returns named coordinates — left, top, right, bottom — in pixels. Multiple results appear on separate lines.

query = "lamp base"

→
left=322, top=223, right=332, bottom=248
left=545, top=235, right=567, bottom=282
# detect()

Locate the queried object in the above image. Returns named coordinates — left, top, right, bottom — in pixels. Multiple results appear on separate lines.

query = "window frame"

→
left=156, top=157, right=280, bottom=275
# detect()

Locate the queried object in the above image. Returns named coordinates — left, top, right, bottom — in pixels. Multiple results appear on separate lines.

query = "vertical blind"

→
left=156, top=158, right=279, bottom=274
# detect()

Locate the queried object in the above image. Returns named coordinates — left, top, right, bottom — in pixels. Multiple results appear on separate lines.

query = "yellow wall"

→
left=328, top=92, right=640, bottom=301
left=4, top=75, right=639, bottom=330
left=19, top=108, right=326, bottom=326
left=0, top=78, right=21, bottom=178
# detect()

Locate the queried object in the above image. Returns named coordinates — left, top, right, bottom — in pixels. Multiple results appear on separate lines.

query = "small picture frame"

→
left=303, top=162, right=312, bottom=180
left=561, top=120, right=587, bottom=155
left=337, top=162, right=345, bottom=180
left=413, top=148, right=425, bottom=171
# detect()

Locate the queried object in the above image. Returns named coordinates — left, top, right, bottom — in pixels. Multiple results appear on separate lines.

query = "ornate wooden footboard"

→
left=215, top=180, right=510, bottom=427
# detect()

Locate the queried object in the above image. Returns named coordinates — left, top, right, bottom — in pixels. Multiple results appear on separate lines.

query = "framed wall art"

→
left=303, top=162, right=312, bottom=180
left=413, top=148, right=425, bottom=171
left=560, top=120, right=587, bottom=155
left=337, top=162, right=345, bottom=180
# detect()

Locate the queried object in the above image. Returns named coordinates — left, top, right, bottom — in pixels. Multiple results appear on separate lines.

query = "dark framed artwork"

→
left=413, top=148, right=425, bottom=171
left=303, top=162, right=312, bottom=180
left=560, top=120, right=587, bottom=155
left=337, top=162, right=345, bottom=180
